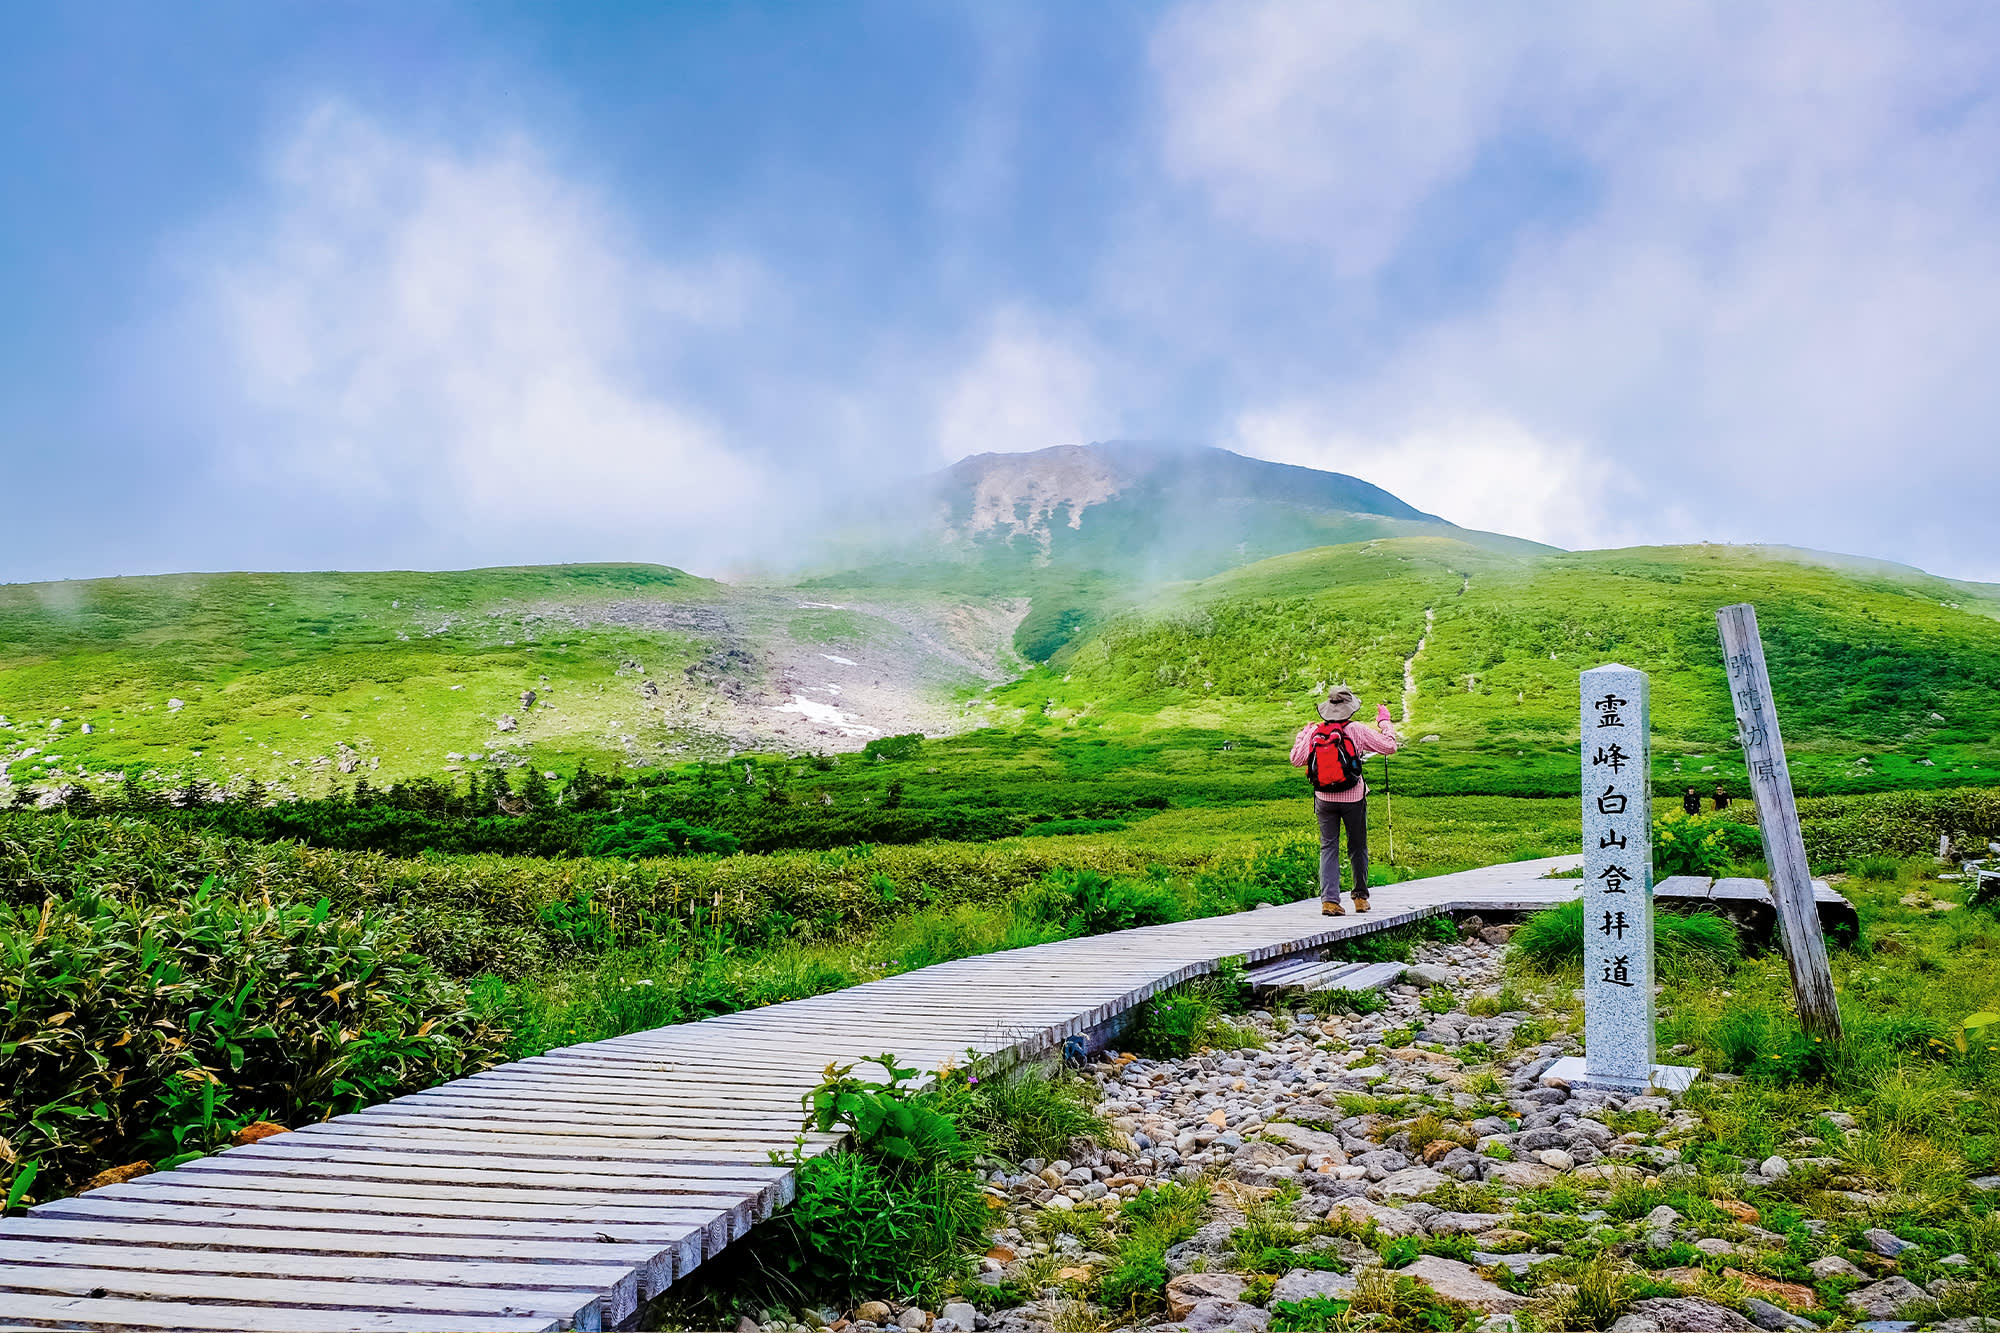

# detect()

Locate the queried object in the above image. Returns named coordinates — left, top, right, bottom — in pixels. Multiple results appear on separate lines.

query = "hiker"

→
left=1712, top=783, right=1730, bottom=812
left=1290, top=686, right=1397, bottom=916
left=1683, top=785, right=1701, bottom=815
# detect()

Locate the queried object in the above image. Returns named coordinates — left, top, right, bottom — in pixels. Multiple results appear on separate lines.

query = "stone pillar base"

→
left=1542, top=1055, right=1698, bottom=1095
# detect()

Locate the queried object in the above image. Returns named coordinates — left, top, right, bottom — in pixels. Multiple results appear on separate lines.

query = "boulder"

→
left=1806, top=1255, right=1865, bottom=1281
left=1483, top=1160, right=1559, bottom=1188
left=1846, top=1276, right=1926, bottom=1320
left=1424, top=1211, right=1505, bottom=1235
left=1173, top=1300, right=1270, bottom=1332
left=1742, top=1298, right=1814, bottom=1331
left=854, top=1304, right=893, bottom=1326
left=1376, top=1167, right=1449, bottom=1198
left=1406, top=964, right=1452, bottom=987
left=1626, top=1297, right=1758, bottom=1331
left=1324, top=1197, right=1424, bottom=1237
left=1166, top=1273, right=1249, bottom=1320
left=1270, top=1269, right=1357, bottom=1303
left=939, top=1305, right=977, bottom=1331
left=1264, top=1122, right=1348, bottom=1161
left=1861, top=1226, right=1915, bottom=1257
left=1400, top=1256, right=1530, bottom=1313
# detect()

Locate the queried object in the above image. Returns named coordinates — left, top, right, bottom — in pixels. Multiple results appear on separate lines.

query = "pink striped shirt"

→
left=1290, top=719, right=1399, bottom=802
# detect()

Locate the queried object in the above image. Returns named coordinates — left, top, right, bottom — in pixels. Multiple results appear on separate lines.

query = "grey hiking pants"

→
left=1315, top=796, right=1369, bottom=902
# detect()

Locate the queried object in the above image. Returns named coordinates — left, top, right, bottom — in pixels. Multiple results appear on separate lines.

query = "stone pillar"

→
left=1547, top=663, right=1696, bottom=1094
left=1579, top=664, right=1656, bottom=1088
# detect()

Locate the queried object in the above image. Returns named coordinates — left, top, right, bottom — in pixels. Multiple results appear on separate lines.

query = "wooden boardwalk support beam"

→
left=0, top=856, right=1585, bottom=1331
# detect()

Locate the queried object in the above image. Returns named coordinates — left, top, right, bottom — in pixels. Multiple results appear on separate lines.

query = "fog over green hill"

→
left=3, top=443, right=1997, bottom=800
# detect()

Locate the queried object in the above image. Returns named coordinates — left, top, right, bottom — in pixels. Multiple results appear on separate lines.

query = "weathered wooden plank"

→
left=0, top=1242, right=639, bottom=1326
left=211, top=1141, right=789, bottom=1188
left=0, top=1217, right=682, bottom=1295
left=0, top=1293, right=557, bottom=1332
left=0, top=1266, right=601, bottom=1330
left=22, top=1197, right=705, bottom=1276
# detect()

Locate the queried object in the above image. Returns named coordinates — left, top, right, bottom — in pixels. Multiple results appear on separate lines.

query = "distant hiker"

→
left=1683, top=785, right=1701, bottom=815
left=1712, top=783, right=1730, bottom=812
left=1291, top=686, right=1398, bottom=916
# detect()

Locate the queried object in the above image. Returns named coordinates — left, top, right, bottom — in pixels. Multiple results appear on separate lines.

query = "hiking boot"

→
left=1353, top=896, right=1372, bottom=913
left=1320, top=900, right=1346, bottom=916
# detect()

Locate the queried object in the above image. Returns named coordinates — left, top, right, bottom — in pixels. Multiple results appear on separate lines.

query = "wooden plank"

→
left=0, top=1266, right=600, bottom=1330
left=1717, top=602, right=1843, bottom=1041
left=0, top=1217, right=682, bottom=1295
left=0, top=1293, right=557, bottom=1332
left=23, top=1197, right=705, bottom=1276
left=211, top=1141, right=789, bottom=1188
left=160, top=1158, right=778, bottom=1214
left=0, top=1242, right=639, bottom=1327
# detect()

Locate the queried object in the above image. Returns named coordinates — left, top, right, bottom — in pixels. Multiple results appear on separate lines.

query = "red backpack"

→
left=1307, top=721, right=1363, bottom=793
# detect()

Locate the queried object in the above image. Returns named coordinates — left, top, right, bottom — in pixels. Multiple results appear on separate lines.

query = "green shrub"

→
left=1049, top=867, right=1183, bottom=934
left=1849, top=853, right=1901, bottom=882
left=1021, top=817, right=1129, bottom=837
left=932, top=1058, right=1106, bottom=1164
left=732, top=1055, right=986, bottom=1305
left=0, top=879, right=498, bottom=1203
left=587, top=816, right=740, bottom=858
left=861, top=733, right=924, bottom=762
left=1100, top=1179, right=1211, bottom=1313
left=1510, top=900, right=1740, bottom=976
left=1305, top=987, right=1387, bottom=1017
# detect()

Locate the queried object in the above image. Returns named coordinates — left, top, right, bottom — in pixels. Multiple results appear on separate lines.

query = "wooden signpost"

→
left=1716, top=603, right=1844, bottom=1042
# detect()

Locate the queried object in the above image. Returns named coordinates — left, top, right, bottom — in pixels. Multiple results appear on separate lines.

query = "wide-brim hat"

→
left=1318, top=687, right=1360, bottom=722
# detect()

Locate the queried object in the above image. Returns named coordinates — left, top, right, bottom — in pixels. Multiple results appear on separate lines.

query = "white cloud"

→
left=1151, top=1, right=2000, bottom=579
left=933, top=309, right=1111, bottom=462
left=183, top=103, right=770, bottom=567
left=1233, top=409, right=1636, bottom=550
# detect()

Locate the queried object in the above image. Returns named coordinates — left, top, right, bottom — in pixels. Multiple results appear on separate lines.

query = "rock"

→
left=1742, top=1299, right=1815, bottom=1332
left=1483, top=1159, right=1559, bottom=1188
left=230, top=1121, right=288, bottom=1146
left=1270, top=1269, right=1357, bottom=1302
left=1725, top=1270, right=1816, bottom=1309
left=895, top=1310, right=928, bottom=1331
left=1538, top=1148, right=1575, bottom=1170
left=1715, top=1199, right=1759, bottom=1224
left=1861, top=1227, right=1915, bottom=1257
left=1264, top=1122, right=1348, bottom=1160
left=1969, top=1175, right=2000, bottom=1191
left=1406, top=964, right=1452, bottom=987
left=1377, top=1166, right=1448, bottom=1198
left=737, top=1317, right=759, bottom=1333
left=1400, top=1256, right=1530, bottom=1313
left=940, top=1305, right=977, bottom=1330
left=1479, top=926, right=1515, bottom=945
left=1939, top=1253, right=1970, bottom=1267
left=1846, top=1277, right=1925, bottom=1320
left=1475, top=1251, right=1559, bottom=1276
left=80, top=1161, right=153, bottom=1192
left=1694, top=1238, right=1737, bottom=1257
left=1808, top=1255, right=1866, bottom=1281
left=1325, top=1197, right=1425, bottom=1237
left=1425, top=1211, right=1505, bottom=1235
left=1627, top=1297, right=1759, bottom=1330
left=854, top=1304, right=893, bottom=1326
left=1166, top=1273, right=1248, bottom=1319
left=1645, top=1205, right=1681, bottom=1229
left=496, top=715, right=518, bottom=732
left=1759, top=1155, right=1789, bottom=1179
left=1610, top=1319, right=1663, bottom=1333
left=1174, top=1300, right=1270, bottom=1332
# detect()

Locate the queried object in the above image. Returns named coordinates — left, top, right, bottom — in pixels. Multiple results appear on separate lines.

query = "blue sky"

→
left=5, top=2, right=2000, bottom=582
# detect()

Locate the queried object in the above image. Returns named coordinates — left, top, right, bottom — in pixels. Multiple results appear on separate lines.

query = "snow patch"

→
left=770, top=694, right=878, bottom=737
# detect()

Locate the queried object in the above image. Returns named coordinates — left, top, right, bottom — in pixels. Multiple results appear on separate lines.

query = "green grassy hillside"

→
left=994, top=538, right=2000, bottom=797
left=0, top=565, right=1023, bottom=799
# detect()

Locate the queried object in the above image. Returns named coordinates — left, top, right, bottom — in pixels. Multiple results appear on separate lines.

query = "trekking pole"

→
left=1383, top=753, right=1394, bottom=864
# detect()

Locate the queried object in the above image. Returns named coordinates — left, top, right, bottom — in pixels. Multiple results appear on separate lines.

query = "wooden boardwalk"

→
left=0, top=857, right=1584, bottom=1333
